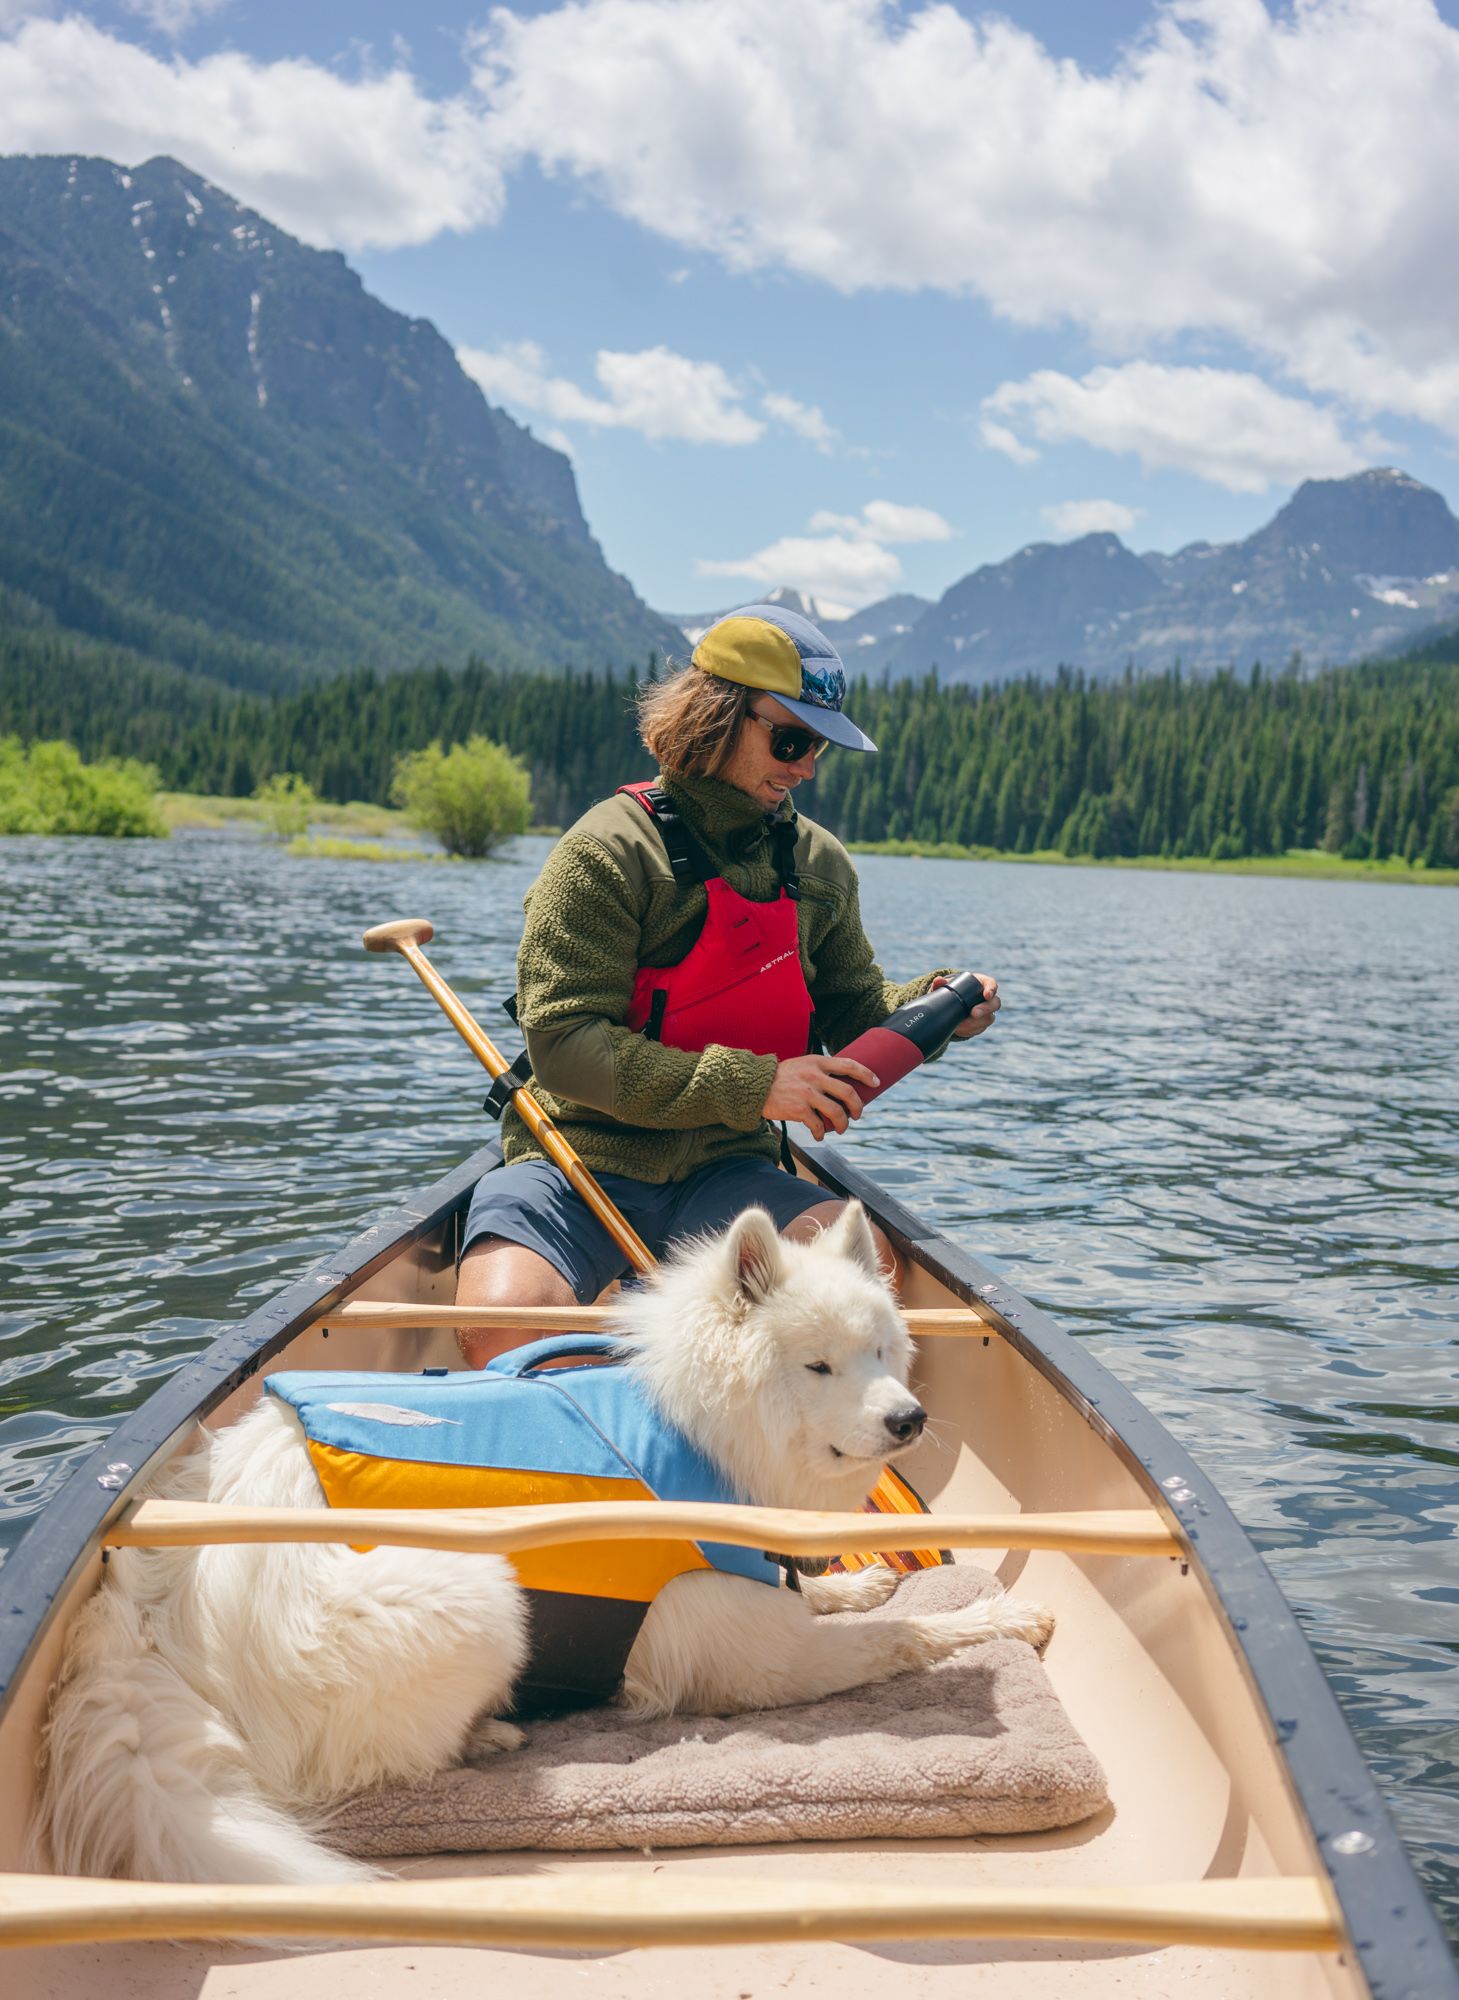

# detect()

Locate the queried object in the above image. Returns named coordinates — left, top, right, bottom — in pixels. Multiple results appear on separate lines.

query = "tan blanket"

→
left=332, top=1565, right=1106, bottom=1858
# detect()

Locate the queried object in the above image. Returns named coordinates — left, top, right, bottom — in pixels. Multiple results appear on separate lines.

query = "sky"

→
left=4, top=0, right=1459, bottom=618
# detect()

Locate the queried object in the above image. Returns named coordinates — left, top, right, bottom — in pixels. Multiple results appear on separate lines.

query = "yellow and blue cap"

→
left=691, top=604, right=877, bottom=753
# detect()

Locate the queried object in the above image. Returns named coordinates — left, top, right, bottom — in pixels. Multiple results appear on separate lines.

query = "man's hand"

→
left=936, top=972, right=1001, bottom=1040
left=763, top=1054, right=879, bottom=1141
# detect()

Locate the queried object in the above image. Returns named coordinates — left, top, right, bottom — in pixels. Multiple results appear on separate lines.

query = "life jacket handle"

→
left=485, top=1332, right=624, bottom=1377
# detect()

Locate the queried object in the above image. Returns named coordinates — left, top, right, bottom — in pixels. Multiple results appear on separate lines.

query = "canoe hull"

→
left=0, top=1141, right=1452, bottom=1999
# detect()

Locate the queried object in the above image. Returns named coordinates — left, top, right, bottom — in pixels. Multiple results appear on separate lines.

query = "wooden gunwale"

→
left=0, top=1138, right=1451, bottom=1995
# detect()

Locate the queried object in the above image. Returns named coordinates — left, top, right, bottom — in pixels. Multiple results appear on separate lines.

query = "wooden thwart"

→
left=109, top=1497, right=1183, bottom=1559
left=311, top=1303, right=998, bottom=1335
left=0, top=1870, right=1341, bottom=1953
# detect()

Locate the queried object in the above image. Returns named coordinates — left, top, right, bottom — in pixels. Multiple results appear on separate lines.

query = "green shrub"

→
left=390, top=736, right=532, bottom=859
left=253, top=772, right=319, bottom=838
left=0, top=737, right=165, bottom=837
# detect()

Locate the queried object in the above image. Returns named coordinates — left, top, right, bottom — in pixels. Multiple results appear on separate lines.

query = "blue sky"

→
left=4, top=1, right=1459, bottom=616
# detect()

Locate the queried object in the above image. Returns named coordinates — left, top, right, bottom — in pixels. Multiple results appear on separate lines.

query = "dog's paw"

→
left=462, top=1717, right=526, bottom=1762
left=798, top=1564, right=903, bottom=1615
left=928, top=1594, right=1055, bottom=1659
left=817, top=1564, right=902, bottom=1613
left=989, top=1596, right=1055, bottom=1653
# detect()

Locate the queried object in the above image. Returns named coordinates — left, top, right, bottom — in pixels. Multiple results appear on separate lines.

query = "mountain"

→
left=665, top=586, right=850, bottom=647
left=0, top=154, right=680, bottom=690
left=825, top=593, right=933, bottom=674
left=895, top=535, right=1161, bottom=683
left=663, top=587, right=932, bottom=672
left=886, top=469, right=1459, bottom=683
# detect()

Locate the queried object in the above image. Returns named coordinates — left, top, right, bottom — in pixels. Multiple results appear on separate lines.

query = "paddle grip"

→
left=839, top=972, right=986, bottom=1106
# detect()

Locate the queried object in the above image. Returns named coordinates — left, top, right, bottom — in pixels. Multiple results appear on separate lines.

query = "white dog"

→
left=36, top=1203, right=1052, bottom=1886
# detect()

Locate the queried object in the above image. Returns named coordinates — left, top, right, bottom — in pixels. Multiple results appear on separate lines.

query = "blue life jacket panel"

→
left=266, top=1335, right=779, bottom=1715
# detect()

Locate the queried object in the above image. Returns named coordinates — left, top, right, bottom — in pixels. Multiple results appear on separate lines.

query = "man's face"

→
left=719, top=697, right=825, bottom=811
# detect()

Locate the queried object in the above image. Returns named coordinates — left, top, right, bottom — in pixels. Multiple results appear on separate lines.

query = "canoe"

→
left=0, top=1138, right=1453, bottom=1998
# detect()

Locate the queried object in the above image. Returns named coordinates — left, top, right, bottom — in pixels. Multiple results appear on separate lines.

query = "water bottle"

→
left=837, top=972, right=986, bottom=1106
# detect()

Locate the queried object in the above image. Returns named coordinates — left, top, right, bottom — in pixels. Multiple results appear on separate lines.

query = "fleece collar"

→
left=660, top=769, right=795, bottom=860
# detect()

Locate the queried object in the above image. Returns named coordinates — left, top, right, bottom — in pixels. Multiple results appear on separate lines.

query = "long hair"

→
left=636, top=665, right=753, bottom=779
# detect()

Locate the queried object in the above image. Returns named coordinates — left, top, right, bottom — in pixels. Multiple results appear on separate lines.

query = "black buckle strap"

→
left=620, top=782, right=711, bottom=884
left=768, top=1552, right=831, bottom=1591
left=483, top=1048, right=534, bottom=1121
left=770, top=812, right=800, bottom=900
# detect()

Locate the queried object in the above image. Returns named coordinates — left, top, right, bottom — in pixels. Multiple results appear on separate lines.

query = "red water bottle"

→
left=837, top=972, right=986, bottom=1106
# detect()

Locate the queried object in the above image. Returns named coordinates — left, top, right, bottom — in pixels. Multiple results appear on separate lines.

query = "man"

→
left=456, top=603, right=998, bottom=1364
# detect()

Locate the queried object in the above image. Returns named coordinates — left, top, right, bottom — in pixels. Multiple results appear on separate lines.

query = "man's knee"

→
left=782, top=1199, right=901, bottom=1291
left=454, top=1237, right=576, bottom=1367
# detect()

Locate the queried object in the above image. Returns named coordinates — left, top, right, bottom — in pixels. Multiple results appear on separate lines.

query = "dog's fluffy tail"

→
left=36, top=1579, right=377, bottom=1885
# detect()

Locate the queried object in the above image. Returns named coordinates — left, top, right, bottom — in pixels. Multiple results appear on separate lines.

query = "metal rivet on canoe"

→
left=1331, top=1830, right=1376, bottom=1857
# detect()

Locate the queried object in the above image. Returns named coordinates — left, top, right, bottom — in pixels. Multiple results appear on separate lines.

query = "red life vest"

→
left=618, top=782, right=813, bottom=1064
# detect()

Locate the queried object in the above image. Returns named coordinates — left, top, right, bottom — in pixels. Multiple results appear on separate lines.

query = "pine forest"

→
left=3, top=625, right=1457, bottom=868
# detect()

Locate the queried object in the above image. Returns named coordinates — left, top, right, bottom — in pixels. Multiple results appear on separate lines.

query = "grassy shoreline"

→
left=844, top=839, right=1459, bottom=887
left=155, top=792, right=410, bottom=836
left=155, top=794, right=1457, bottom=885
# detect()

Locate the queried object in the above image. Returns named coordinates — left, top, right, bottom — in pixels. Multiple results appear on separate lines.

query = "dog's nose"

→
left=883, top=1404, right=926, bottom=1445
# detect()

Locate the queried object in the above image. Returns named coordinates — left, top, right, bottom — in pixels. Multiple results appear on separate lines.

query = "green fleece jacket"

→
left=502, top=771, right=953, bottom=1183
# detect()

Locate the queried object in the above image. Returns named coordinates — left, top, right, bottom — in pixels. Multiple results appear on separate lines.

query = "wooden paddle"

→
left=363, top=919, right=654, bottom=1273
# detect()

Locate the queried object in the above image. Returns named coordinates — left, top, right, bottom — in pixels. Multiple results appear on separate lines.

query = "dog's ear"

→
left=819, top=1200, right=880, bottom=1276
left=725, top=1207, right=786, bottom=1305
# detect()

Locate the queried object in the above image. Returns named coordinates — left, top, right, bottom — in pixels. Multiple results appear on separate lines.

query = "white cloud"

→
left=697, top=534, right=902, bottom=609
left=460, top=342, right=847, bottom=449
left=1042, top=499, right=1143, bottom=539
left=0, top=15, right=501, bottom=250
left=121, top=0, right=231, bottom=37
left=462, top=0, right=1459, bottom=440
left=459, top=340, right=763, bottom=443
left=979, top=421, right=1040, bottom=468
left=8, top=1, right=1459, bottom=442
left=0, top=1, right=53, bottom=23
left=695, top=496, right=951, bottom=608
left=596, top=347, right=764, bottom=443
left=807, top=500, right=952, bottom=544
left=760, top=391, right=837, bottom=451
left=982, top=364, right=1370, bottom=494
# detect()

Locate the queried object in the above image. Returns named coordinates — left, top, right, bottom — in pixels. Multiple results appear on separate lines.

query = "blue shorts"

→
left=460, top=1156, right=834, bottom=1303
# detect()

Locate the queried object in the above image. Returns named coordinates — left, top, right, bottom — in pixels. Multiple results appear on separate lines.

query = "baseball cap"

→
left=691, top=604, right=877, bottom=753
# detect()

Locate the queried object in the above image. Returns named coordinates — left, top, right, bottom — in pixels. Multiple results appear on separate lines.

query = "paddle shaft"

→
left=365, top=922, right=655, bottom=1274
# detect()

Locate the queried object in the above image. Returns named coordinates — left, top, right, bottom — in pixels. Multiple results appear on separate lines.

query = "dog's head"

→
left=619, top=1203, right=925, bottom=1514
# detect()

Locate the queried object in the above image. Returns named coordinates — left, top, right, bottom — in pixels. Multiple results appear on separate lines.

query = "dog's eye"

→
left=805, top=1361, right=833, bottom=1376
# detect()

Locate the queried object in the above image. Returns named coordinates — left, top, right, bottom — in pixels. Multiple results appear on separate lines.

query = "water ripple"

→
left=0, top=830, right=1455, bottom=1934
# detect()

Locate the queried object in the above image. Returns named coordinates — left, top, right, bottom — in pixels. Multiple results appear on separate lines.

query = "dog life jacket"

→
left=618, top=781, right=814, bottom=1063
left=266, top=1335, right=779, bottom=1718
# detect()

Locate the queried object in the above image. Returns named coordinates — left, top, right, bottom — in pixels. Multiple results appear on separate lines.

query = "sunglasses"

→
left=749, top=710, right=830, bottom=763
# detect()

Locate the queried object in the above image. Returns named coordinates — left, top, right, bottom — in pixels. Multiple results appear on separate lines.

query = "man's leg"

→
left=452, top=1160, right=637, bottom=1367
left=666, top=1159, right=903, bottom=1293
left=455, top=1237, right=576, bottom=1368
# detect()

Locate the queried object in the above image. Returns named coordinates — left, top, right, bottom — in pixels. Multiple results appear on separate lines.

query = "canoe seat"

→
left=327, top=1565, right=1107, bottom=1860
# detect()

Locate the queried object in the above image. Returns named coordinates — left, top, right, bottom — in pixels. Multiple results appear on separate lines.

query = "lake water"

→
left=2, top=827, right=1456, bottom=1934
